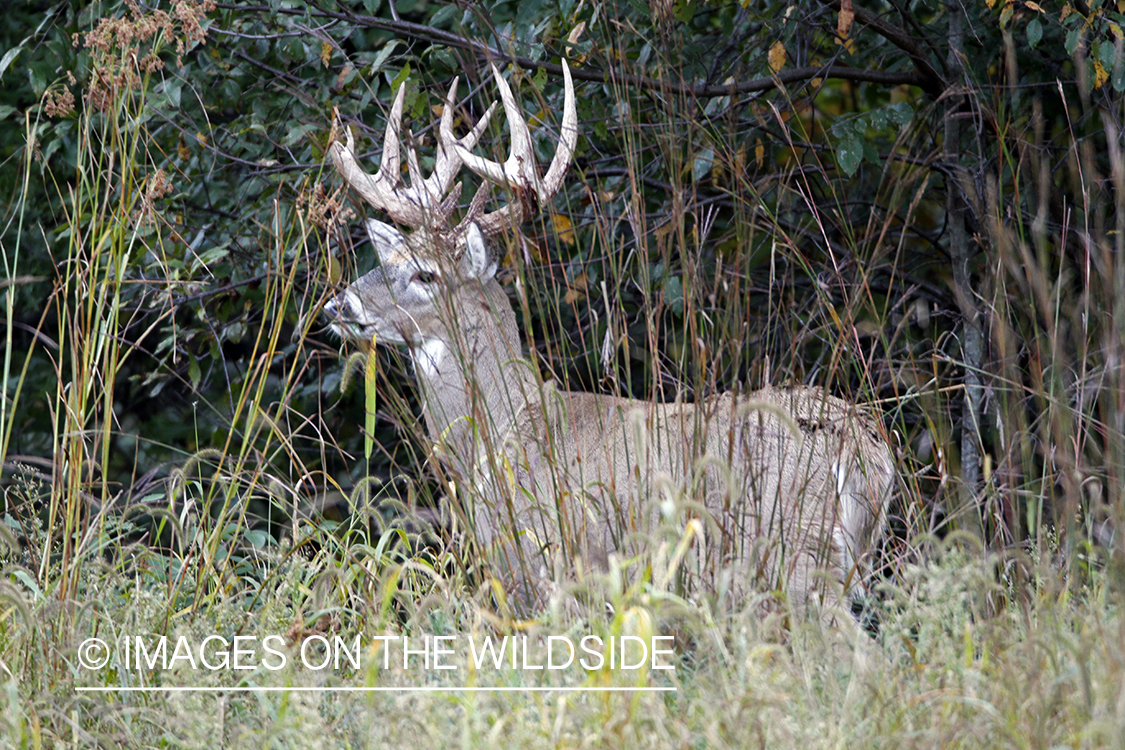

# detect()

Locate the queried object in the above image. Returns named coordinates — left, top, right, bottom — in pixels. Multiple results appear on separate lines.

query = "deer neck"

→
left=409, top=278, right=536, bottom=463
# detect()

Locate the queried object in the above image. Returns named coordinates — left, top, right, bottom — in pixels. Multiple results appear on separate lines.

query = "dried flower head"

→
left=42, top=72, right=77, bottom=118
left=298, top=182, right=353, bottom=230
left=76, top=0, right=216, bottom=111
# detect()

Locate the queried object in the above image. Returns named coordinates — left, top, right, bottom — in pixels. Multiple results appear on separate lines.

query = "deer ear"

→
left=365, top=219, right=405, bottom=262
left=463, top=223, right=498, bottom=280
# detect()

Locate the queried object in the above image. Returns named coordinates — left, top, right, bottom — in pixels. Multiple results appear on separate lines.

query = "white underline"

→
left=76, top=686, right=675, bottom=693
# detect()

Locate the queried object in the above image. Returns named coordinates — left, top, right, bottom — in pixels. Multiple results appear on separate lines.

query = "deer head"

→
left=324, top=62, right=577, bottom=349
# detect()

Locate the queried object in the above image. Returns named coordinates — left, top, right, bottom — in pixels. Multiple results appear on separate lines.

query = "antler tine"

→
left=414, top=76, right=498, bottom=223
left=329, top=84, right=420, bottom=225
left=330, top=63, right=576, bottom=244
left=330, top=78, right=488, bottom=229
left=454, top=60, right=579, bottom=238
left=540, top=61, right=578, bottom=200
left=438, top=77, right=500, bottom=158
left=455, top=64, right=539, bottom=194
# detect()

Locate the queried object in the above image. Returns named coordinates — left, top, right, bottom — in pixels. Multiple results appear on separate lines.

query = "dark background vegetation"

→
left=3, top=0, right=1123, bottom=584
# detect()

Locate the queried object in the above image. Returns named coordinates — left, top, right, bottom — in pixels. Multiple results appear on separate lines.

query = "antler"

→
left=453, top=61, right=578, bottom=238
left=329, top=77, right=496, bottom=229
left=330, top=60, right=578, bottom=242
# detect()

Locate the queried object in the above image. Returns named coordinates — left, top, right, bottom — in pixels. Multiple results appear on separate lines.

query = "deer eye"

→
left=413, top=270, right=438, bottom=284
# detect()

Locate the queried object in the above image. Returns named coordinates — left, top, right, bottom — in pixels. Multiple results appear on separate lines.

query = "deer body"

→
left=326, top=63, right=894, bottom=618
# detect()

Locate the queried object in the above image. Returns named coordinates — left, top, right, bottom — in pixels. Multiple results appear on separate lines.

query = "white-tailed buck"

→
left=326, top=61, right=895, bottom=622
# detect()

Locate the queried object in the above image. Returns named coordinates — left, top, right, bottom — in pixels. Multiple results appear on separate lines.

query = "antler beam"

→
left=329, top=77, right=496, bottom=228
left=329, top=61, right=578, bottom=243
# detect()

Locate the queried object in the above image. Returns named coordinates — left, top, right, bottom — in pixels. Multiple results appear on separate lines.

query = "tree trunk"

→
left=945, top=1, right=986, bottom=540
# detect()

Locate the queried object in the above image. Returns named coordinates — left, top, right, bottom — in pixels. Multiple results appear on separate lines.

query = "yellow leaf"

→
left=1094, top=60, right=1109, bottom=89
left=552, top=213, right=575, bottom=245
left=768, top=41, right=786, bottom=74
left=196, top=132, right=207, bottom=147
left=321, top=41, right=332, bottom=67
left=1060, top=5, right=1071, bottom=22
left=1025, top=1, right=1042, bottom=11
left=334, top=64, right=352, bottom=90
left=837, top=0, right=854, bottom=39
left=754, top=140, right=765, bottom=169
left=564, top=271, right=587, bottom=304
left=567, top=22, right=588, bottom=64
left=364, top=342, right=378, bottom=461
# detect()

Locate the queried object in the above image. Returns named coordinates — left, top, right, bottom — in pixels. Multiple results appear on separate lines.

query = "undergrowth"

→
left=1, top=3, right=1125, bottom=748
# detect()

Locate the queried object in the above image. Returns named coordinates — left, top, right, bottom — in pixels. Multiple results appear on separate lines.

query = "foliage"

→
left=0, top=525, right=1120, bottom=747
left=3, top=0, right=1125, bottom=740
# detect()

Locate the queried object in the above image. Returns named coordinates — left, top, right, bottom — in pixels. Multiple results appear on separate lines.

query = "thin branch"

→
left=218, top=3, right=930, bottom=98
left=819, top=0, right=945, bottom=95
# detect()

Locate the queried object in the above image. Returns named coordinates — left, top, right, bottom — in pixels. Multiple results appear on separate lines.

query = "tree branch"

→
left=223, top=3, right=929, bottom=99
left=819, top=0, right=945, bottom=95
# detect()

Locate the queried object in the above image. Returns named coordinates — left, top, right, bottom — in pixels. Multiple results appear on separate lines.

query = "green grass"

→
left=0, top=529, right=1119, bottom=748
left=4, top=5, right=1125, bottom=749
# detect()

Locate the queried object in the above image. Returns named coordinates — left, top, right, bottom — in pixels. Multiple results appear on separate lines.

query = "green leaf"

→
left=1027, top=18, right=1043, bottom=49
left=831, top=119, right=864, bottom=139
left=430, top=3, right=458, bottom=28
left=164, top=78, right=182, bottom=108
left=1099, top=38, right=1116, bottom=69
left=838, top=137, right=863, bottom=176
left=673, top=0, right=693, bottom=24
left=664, top=276, right=683, bottom=316
left=1065, top=28, right=1081, bottom=56
left=692, top=146, right=714, bottom=182
left=0, top=47, right=22, bottom=81
left=888, top=102, right=914, bottom=127
left=388, top=63, right=411, bottom=93
left=40, top=132, right=62, bottom=163
left=10, top=570, right=41, bottom=599
left=370, top=40, right=399, bottom=77
left=244, top=529, right=273, bottom=548
left=282, top=122, right=317, bottom=147
left=188, top=356, right=201, bottom=387
left=532, top=64, right=548, bottom=92
left=28, top=67, right=44, bottom=97
left=863, top=141, right=881, bottom=167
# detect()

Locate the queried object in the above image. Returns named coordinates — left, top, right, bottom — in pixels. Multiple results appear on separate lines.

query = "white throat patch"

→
left=414, top=338, right=449, bottom=382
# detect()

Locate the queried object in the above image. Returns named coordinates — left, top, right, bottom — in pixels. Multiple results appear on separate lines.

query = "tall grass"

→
left=1, top=8, right=1125, bottom=750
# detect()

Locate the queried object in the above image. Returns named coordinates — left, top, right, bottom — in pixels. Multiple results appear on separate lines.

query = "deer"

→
left=324, top=61, right=896, bottom=625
